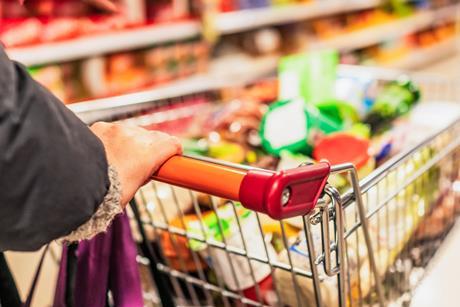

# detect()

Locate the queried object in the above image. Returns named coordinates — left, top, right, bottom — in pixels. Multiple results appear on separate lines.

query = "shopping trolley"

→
left=100, top=66, right=460, bottom=307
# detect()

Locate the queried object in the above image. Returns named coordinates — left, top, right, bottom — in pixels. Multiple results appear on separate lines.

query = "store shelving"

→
left=7, top=21, right=201, bottom=67
left=386, top=37, right=459, bottom=70
left=217, top=0, right=381, bottom=34
left=7, top=0, right=381, bottom=66
left=308, top=3, right=460, bottom=51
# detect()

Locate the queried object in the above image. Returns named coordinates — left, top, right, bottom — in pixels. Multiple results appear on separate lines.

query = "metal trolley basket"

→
left=104, top=66, right=460, bottom=307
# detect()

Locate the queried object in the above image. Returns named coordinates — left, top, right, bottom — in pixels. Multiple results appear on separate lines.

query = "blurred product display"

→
left=2, top=0, right=460, bottom=306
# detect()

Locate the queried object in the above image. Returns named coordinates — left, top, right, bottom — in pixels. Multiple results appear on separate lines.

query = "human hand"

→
left=90, top=122, right=182, bottom=206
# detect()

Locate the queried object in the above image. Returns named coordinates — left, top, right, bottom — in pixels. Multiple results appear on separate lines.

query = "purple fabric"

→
left=53, top=213, right=143, bottom=307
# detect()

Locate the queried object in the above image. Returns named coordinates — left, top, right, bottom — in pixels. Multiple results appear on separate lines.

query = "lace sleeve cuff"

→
left=62, top=165, right=123, bottom=242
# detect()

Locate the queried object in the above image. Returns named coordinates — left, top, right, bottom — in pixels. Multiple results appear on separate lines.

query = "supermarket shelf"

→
left=7, top=21, right=201, bottom=67
left=217, top=0, right=381, bottom=34
left=7, top=0, right=382, bottom=66
left=69, top=54, right=279, bottom=123
left=386, top=37, right=459, bottom=70
left=309, top=4, right=460, bottom=51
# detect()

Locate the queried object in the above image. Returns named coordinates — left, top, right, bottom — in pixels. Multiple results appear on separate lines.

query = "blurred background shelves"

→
left=386, top=36, right=460, bottom=70
left=216, top=0, right=381, bottom=34
left=308, top=3, right=459, bottom=51
left=7, top=21, right=201, bottom=66
left=6, top=0, right=382, bottom=66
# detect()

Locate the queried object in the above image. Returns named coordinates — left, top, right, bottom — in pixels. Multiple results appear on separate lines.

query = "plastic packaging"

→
left=260, top=99, right=342, bottom=155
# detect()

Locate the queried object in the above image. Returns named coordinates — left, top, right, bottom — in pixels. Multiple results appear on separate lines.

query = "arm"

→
left=0, top=48, right=181, bottom=251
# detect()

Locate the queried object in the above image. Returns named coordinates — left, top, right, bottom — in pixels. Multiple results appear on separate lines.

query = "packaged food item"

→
left=275, top=224, right=392, bottom=307
left=119, top=0, right=146, bottom=26
left=160, top=214, right=208, bottom=272
left=2, top=0, right=30, bottom=19
left=80, top=56, right=108, bottom=98
left=0, top=18, right=43, bottom=47
left=146, top=0, right=190, bottom=23
left=364, top=78, right=420, bottom=133
left=316, top=99, right=360, bottom=129
left=106, top=52, right=148, bottom=95
left=135, top=183, right=193, bottom=225
left=313, top=132, right=374, bottom=178
left=28, top=65, right=68, bottom=102
left=207, top=138, right=249, bottom=163
left=41, top=17, right=82, bottom=42
left=187, top=203, right=277, bottom=303
left=238, top=0, right=269, bottom=9
left=278, top=50, right=339, bottom=104
left=333, top=73, right=376, bottom=117
left=210, top=99, right=265, bottom=147
left=260, top=99, right=342, bottom=155
left=241, top=28, right=281, bottom=55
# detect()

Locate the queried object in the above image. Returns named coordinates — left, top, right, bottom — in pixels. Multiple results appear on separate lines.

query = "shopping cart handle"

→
left=239, top=162, right=331, bottom=219
left=153, top=156, right=330, bottom=220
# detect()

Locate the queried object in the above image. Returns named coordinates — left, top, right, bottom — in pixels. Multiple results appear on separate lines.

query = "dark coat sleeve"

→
left=0, top=47, right=110, bottom=251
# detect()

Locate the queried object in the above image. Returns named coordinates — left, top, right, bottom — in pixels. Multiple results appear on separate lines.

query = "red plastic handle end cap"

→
left=239, top=162, right=331, bottom=220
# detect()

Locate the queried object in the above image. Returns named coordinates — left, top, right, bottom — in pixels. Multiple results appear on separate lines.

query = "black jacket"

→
left=0, top=47, right=109, bottom=251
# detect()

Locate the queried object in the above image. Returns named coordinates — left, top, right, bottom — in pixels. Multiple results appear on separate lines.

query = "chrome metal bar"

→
left=349, top=166, right=385, bottom=307
left=189, top=192, right=232, bottom=307
left=341, top=119, right=460, bottom=204
left=303, top=216, right=324, bottom=307
left=280, top=221, right=304, bottom=307
left=344, top=134, right=460, bottom=238
left=156, top=263, right=268, bottom=307
left=209, top=197, right=247, bottom=304
left=230, top=203, right=264, bottom=303
left=325, top=185, right=347, bottom=307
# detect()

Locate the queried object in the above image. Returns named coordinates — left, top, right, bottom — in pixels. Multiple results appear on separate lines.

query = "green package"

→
left=260, top=98, right=342, bottom=156
left=278, top=50, right=339, bottom=105
left=364, top=78, right=421, bottom=133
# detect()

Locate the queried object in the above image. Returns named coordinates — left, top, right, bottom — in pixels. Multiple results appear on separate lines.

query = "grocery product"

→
left=260, top=98, right=342, bottom=155
left=313, top=132, right=375, bottom=179
left=28, top=65, right=68, bottom=102
left=334, top=73, right=376, bottom=117
left=274, top=230, right=340, bottom=307
left=278, top=50, right=339, bottom=104
left=364, top=78, right=421, bottom=133
left=316, top=99, right=360, bottom=128
left=186, top=203, right=278, bottom=303
left=135, top=183, right=193, bottom=224
left=160, top=214, right=208, bottom=272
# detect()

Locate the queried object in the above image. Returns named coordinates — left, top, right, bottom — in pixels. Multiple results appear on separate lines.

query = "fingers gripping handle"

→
left=153, top=156, right=331, bottom=220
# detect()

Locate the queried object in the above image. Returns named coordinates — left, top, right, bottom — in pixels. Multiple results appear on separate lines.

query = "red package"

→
left=81, top=14, right=128, bottom=35
left=0, top=18, right=43, bottom=48
left=52, top=0, right=90, bottom=18
left=1, top=0, right=30, bottom=19
left=40, top=17, right=82, bottom=42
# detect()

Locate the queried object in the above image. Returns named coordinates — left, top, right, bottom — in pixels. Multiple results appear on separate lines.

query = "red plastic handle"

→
left=152, top=156, right=331, bottom=220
